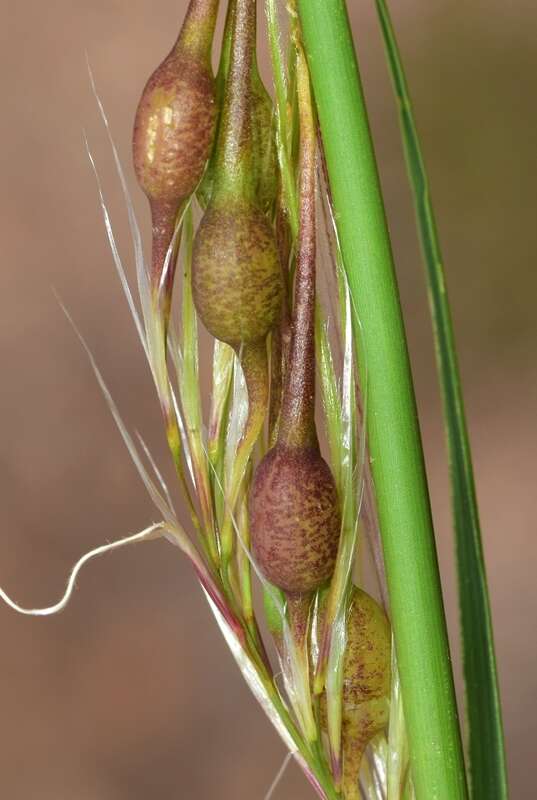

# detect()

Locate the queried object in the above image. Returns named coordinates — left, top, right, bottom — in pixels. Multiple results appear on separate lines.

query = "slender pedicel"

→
left=192, top=0, right=284, bottom=573
left=133, top=0, right=219, bottom=325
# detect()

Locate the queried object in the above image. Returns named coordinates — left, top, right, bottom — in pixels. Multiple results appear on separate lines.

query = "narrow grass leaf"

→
left=374, top=3, right=508, bottom=796
left=298, top=2, right=469, bottom=794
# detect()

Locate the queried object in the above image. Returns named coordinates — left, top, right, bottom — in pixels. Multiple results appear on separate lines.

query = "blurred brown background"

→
left=0, top=1, right=535, bottom=798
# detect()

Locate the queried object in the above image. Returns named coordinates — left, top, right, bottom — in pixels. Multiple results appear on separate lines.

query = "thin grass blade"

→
left=297, top=2, right=468, bottom=795
left=373, top=3, right=508, bottom=796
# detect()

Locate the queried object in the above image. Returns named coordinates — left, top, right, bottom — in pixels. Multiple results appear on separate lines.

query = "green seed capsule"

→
left=192, top=199, right=282, bottom=348
left=193, top=0, right=282, bottom=347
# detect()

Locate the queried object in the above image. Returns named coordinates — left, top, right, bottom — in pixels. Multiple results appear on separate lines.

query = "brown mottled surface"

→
left=133, top=56, right=216, bottom=205
left=338, top=590, right=391, bottom=800
left=192, top=201, right=282, bottom=346
left=342, top=588, right=391, bottom=710
left=319, top=588, right=391, bottom=800
left=250, top=445, right=340, bottom=593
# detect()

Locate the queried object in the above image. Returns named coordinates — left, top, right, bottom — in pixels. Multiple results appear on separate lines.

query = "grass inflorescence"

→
left=0, top=1, right=507, bottom=798
left=130, top=1, right=397, bottom=795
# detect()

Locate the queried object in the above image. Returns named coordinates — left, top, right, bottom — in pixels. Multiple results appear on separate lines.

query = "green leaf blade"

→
left=374, top=2, right=508, bottom=797
left=297, top=2, right=468, bottom=796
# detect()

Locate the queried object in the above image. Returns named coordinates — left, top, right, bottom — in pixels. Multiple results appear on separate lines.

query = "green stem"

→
left=374, top=3, right=508, bottom=797
left=296, top=2, right=468, bottom=798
